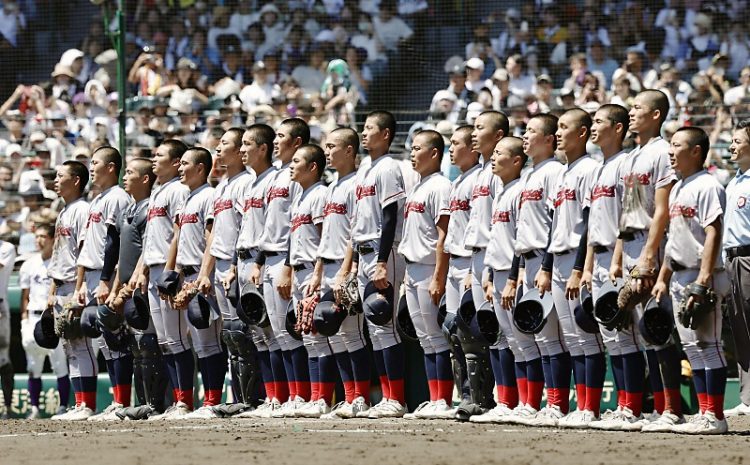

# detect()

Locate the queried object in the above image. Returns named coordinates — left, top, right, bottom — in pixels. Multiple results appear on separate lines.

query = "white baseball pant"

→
left=237, top=256, right=279, bottom=352
left=491, top=269, right=538, bottom=362
left=445, top=256, right=471, bottom=315
left=356, top=244, right=404, bottom=351
left=523, top=254, right=566, bottom=357
left=148, top=264, right=191, bottom=354
left=404, top=262, right=450, bottom=354
left=183, top=271, right=224, bottom=358
left=21, top=312, right=68, bottom=378
left=294, top=264, right=331, bottom=357
left=56, top=282, right=98, bottom=378
left=321, top=261, right=365, bottom=354
left=263, top=253, right=303, bottom=351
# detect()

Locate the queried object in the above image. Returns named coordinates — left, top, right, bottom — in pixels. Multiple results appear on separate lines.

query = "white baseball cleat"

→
left=724, top=402, right=750, bottom=416
left=320, top=401, right=352, bottom=419
left=296, top=399, right=330, bottom=418
left=428, top=399, right=457, bottom=419
left=504, top=404, right=538, bottom=425
left=360, top=398, right=388, bottom=418
left=247, top=398, right=282, bottom=418
left=87, top=402, right=124, bottom=421
left=469, top=404, right=513, bottom=424
left=370, top=399, right=406, bottom=419
left=403, top=401, right=433, bottom=420
left=26, top=406, right=41, bottom=420
left=589, top=407, right=644, bottom=431
left=57, top=403, right=95, bottom=421
left=599, top=406, right=622, bottom=421
left=182, top=405, right=219, bottom=419
left=641, top=410, right=684, bottom=432
left=563, top=409, right=599, bottom=428
left=671, top=411, right=728, bottom=435
left=556, top=409, right=584, bottom=428
left=147, top=402, right=191, bottom=421
left=350, top=396, right=370, bottom=418
left=526, top=405, right=565, bottom=427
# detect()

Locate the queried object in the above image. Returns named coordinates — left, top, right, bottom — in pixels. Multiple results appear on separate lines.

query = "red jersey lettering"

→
left=492, top=210, right=511, bottom=223
left=403, top=201, right=426, bottom=218
left=624, top=172, right=652, bottom=188
left=553, top=188, right=577, bottom=208
left=591, top=185, right=616, bottom=202
left=323, top=202, right=347, bottom=216
left=449, top=199, right=470, bottom=212
left=355, top=185, right=376, bottom=200
left=471, top=185, right=490, bottom=200
left=291, top=214, right=313, bottom=232
left=147, top=207, right=167, bottom=221
left=213, top=198, right=233, bottom=216
left=243, top=197, right=264, bottom=211
left=669, top=203, right=697, bottom=219
left=178, top=213, right=199, bottom=225
left=267, top=186, right=290, bottom=202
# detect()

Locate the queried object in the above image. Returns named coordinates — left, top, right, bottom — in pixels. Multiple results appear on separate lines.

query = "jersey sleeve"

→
left=105, top=192, right=131, bottom=227
left=203, top=194, right=215, bottom=224
left=580, top=165, right=598, bottom=209
left=377, top=159, right=406, bottom=208
left=654, top=152, right=677, bottom=189
left=311, top=189, right=326, bottom=225
left=169, top=186, right=189, bottom=222
left=75, top=204, right=88, bottom=245
left=19, top=260, right=31, bottom=289
left=546, top=168, right=563, bottom=211
left=434, top=180, right=451, bottom=222
left=698, top=182, right=726, bottom=229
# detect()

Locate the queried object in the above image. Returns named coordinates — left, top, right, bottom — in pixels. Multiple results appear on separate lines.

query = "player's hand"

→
left=134, top=271, right=148, bottom=294
left=634, top=257, right=657, bottom=294
left=373, top=262, right=389, bottom=290
left=501, top=280, right=517, bottom=310
left=581, top=269, right=593, bottom=292
left=651, top=279, right=668, bottom=302
left=483, top=278, right=493, bottom=303
left=333, top=271, right=347, bottom=303
left=609, top=261, right=622, bottom=284
left=96, top=281, right=111, bottom=305
left=565, top=270, right=582, bottom=301
left=277, top=265, right=293, bottom=300
left=74, top=285, right=87, bottom=306
left=428, top=276, right=445, bottom=306
left=534, top=269, right=552, bottom=297
left=195, top=275, right=212, bottom=295
left=462, top=273, right=472, bottom=291
left=47, top=295, right=56, bottom=310
left=249, top=263, right=262, bottom=287
left=306, top=271, right=321, bottom=298
left=221, top=266, right=236, bottom=292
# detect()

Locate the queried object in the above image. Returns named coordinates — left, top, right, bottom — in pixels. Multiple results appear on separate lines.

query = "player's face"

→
left=324, top=135, right=348, bottom=172
left=274, top=124, right=297, bottom=164
left=555, top=114, right=580, bottom=153
left=122, top=166, right=139, bottom=194
left=241, top=131, right=263, bottom=167
left=729, top=129, right=750, bottom=169
left=216, top=131, right=240, bottom=167
left=54, top=165, right=76, bottom=196
left=628, top=96, right=657, bottom=134
left=590, top=110, right=616, bottom=146
left=35, top=229, right=53, bottom=253
left=410, top=134, right=435, bottom=175
left=668, top=131, right=698, bottom=175
left=89, top=154, right=112, bottom=188
left=491, top=142, right=515, bottom=177
left=178, top=155, right=201, bottom=187
left=471, top=113, right=498, bottom=155
left=449, top=132, right=473, bottom=171
left=290, top=152, right=311, bottom=183
left=523, top=118, right=551, bottom=161
left=362, top=117, right=386, bottom=152
left=152, top=144, right=173, bottom=179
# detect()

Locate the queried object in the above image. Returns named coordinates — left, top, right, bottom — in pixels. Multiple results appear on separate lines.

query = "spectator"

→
left=465, top=57, right=491, bottom=94
left=321, top=59, right=357, bottom=127
left=291, top=45, right=326, bottom=94
left=207, top=6, right=240, bottom=53
left=50, top=64, right=81, bottom=104
left=157, top=58, right=209, bottom=106
left=372, top=0, right=413, bottom=53
left=239, top=61, right=281, bottom=112
left=217, top=44, right=245, bottom=83
left=682, top=12, right=720, bottom=73
left=183, top=28, right=220, bottom=80
left=724, top=66, right=750, bottom=106
left=506, top=54, right=535, bottom=99
left=259, top=3, right=287, bottom=51
left=345, top=46, right=372, bottom=106
left=609, top=74, right=636, bottom=108
left=282, top=25, right=308, bottom=73
left=587, top=40, right=619, bottom=87
left=165, top=21, right=190, bottom=71
left=128, top=47, right=167, bottom=96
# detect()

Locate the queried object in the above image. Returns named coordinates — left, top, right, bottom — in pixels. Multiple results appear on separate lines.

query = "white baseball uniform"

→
left=398, top=172, right=451, bottom=355
left=351, top=154, right=406, bottom=351
left=444, top=164, right=481, bottom=314
left=317, top=172, right=365, bottom=354
left=176, top=183, right=223, bottom=359
left=486, top=178, right=537, bottom=362
left=515, top=157, right=566, bottom=357
left=20, top=254, right=67, bottom=378
left=209, top=170, right=256, bottom=321
left=142, top=178, right=191, bottom=355
left=260, top=164, right=303, bottom=351
left=236, top=166, right=279, bottom=352
left=665, top=170, right=728, bottom=371
left=548, top=155, right=604, bottom=357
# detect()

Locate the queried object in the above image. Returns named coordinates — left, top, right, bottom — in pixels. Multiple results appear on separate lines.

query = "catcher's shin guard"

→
left=466, top=352, right=496, bottom=409
left=450, top=336, right=470, bottom=401
left=137, top=334, right=168, bottom=411
left=227, top=320, right=260, bottom=405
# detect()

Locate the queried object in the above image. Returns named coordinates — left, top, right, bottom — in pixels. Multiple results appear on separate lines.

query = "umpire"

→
left=725, top=119, right=750, bottom=416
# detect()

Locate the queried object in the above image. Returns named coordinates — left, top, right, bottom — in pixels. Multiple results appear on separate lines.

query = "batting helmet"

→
left=513, top=288, right=553, bottom=334
left=574, top=287, right=599, bottom=334
left=238, top=282, right=268, bottom=327
left=80, top=300, right=102, bottom=338
left=97, top=304, right=123, bottom=332
left=458, top=292, right=500, bottom=346
left=33, top=308, right=59, bottom=349
left=101, top=327, right=130, bottom=352
left=314, top=290, right=346, bottom=337
left=286, top=300, right=302, bottom=341
left=363, top=281, right=394, bottom=326
left=396, top=293, right=418, bottom=342
left=594, top=279, right=628, bottom=331
left=156, top=270, right=181, bottom=297
left=639, top=297, right=674, bottom=346
left=125, top=287, right=151, bottom=331
left=188, top=293, right=214, bottom=329
left=436, top=294, right=448, bottom=327
left=227, top=278, right=240, bottom=308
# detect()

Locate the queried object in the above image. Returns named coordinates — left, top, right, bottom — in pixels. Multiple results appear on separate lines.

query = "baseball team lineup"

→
left=19, top=87, right=750, bottom=435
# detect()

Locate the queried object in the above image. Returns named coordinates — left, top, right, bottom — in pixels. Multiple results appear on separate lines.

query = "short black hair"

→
left=529, top=113, right=559, bottom=151
left=366, top=110, right=397, bottom=144
left=280, top=117, right=311, bottom=145
left=93, top=145, right=123, bottom=176
left=297, top=144, right=326, bottom=181
left=330, top=127, right=360, bottom=155
left=737, top=119, right=750, bottom=140
left=478, top=110, right=510, bottom=137
left=161, top=139, right=189, bottom=160
left=562, top=108, right=592, bottom=138
left=185, top=147, right=213, bottom=178
left=224, top=127, right=244, bottom=147
left=246, top=123, right=275, bottom=163
left=674, top=126, right=710, bottom=162
left=453, top=125, right=474, bottom=146
left=638, top=89, right=670, bottom=124
left=131, top=157, right=157, bottom=188
left=62, top=160, right=89, bottom=195
left=598, top=104, right=630, bottom=140
left=35, top=223, right=54, bottom=237
left=498, top=136, right=527, bottom=166
left=416, top=129, right=445, bottom=160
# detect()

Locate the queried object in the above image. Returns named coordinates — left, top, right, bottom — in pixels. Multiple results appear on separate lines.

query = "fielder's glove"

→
left=335, top=272, right=361, bottom=315
left=173, top=281, right=200, bottom=310
left=618, top=266, right=656, bottom=313
left=55, top=301, right=83, bottom=340
left=296, top=294, right=319, bottom=335
left=678, top=282, right=717, bottom=330
left=110, top=282, right=135, bottom=313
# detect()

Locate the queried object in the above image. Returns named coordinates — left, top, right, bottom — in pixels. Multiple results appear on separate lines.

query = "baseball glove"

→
left=110, top=282, right=135, bottom=313
left=335, top=272, right=361, bottom=315
left=618, top=266, right=656, bottom=313
left=296, top=295, right=319, bottom=335
left=173, top=280, right=200, bottom=310
left=54, top=301, right=84, bottom=340
left=678, top=282, right=717, bottom=330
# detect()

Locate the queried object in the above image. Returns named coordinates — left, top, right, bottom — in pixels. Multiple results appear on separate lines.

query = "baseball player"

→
left=107, top=158, right=166, bottom=420
left=195, top=128, right=257, bottom=417
left=472, top=136, right=530, bottom=424
left=137, top=140, right=193, bottom=419
left=724, top=120, right=750, bottom=417
left=164, top=147, right=227, bottom=420
left=20, top=223, right=70, bottom=419
left=48, top=161, right=94, bottom=421
left=232, top=124, right=284, bottom=418
left=310, top=127, right=372, bottom=420
left=0, top=236, right=15, bottom=419
left=255, top=118, right=309, bottom=417
left=397, top=130, right=453, bottom=419
left=286, top=144, right=331, bottom=417
left=457, top=111, right=507, bottom=421
left=442, top=125, right=480, bottom=407
left=651, top=127, right=728, bottom=434
left=540, top=109, right=604, bottom=428
left=613, top=90, right=682, bottom=431
left=585, top=104, right=646, bottom=431
left=510, top=113, right=566, bottom=426
left=348, top=110, right=407, bottom=418
left=74, top=146, right=132, bottom=420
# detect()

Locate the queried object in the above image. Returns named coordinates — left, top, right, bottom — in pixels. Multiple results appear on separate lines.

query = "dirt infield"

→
left=2, top=416, right=750, bottom=465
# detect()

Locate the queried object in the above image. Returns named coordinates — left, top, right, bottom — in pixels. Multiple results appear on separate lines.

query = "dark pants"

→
left=726, top=255, right=750, bottom=404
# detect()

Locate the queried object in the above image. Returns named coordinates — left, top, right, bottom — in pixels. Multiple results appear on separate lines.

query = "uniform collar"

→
left=254, top=165, right=277, bottom=185
left=532, top=156, right=556, bottom=171
left=187, top=183, right=210, bottom=201
left=681, top=169, right=707, bottom=185
left=567, top=153, right=591, bottom=170
left=603, top=149, right=626, bottom=165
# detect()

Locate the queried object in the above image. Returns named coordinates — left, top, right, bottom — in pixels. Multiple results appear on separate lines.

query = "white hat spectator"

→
left=492, top=69, right=509, bottom=81
left=213, top=78, right=242, bottom=100
left=29, top=131, right=47, bottom=144
left=4, top=143, right=22, bottom=157
left=466, top=101, right=485, bottom=124
left=315, top=29, right=336, bottom=43
left=693, top=13, right=712, bottom=29
left=259, top=3, right=281, bottom=16
left=51, top=63, right=75, bottom=79
left=432, top=90, right=457, bottom=103
left=466, top=57, right=485, bottom=71
left=59, top=49, right=84, bottom=67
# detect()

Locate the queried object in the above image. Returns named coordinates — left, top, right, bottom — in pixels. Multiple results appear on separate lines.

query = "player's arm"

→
left=535, top=209, right=555, bottom=296
left=582, top=245, right=594, bottom=291
left=566, top=207, right=590, bottom=300
left=651, top=260, right=673, bottom=302
left=304, top=222, right=325, bottom=297
left=638, top=183, right=674, bottom=273
left=20, top=287, right=29, bottom=320
left=97, top=224, right=121, bottom=303
left=164, top=223, right=181, bottom=272
left=74, top=264, right=86, bottom=305
left=609, top=237, right=624, bottom=282
left=502, top=255, right=522, bottom=310
left=429, top=214, right=450, bottom=305
left=373, top=202, right=398, bottom=289
left=47, top=279, right=57, bottom=309
left=696, top=217, right=722, bottom=287
left=196, top=223, right=216, bottom=294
